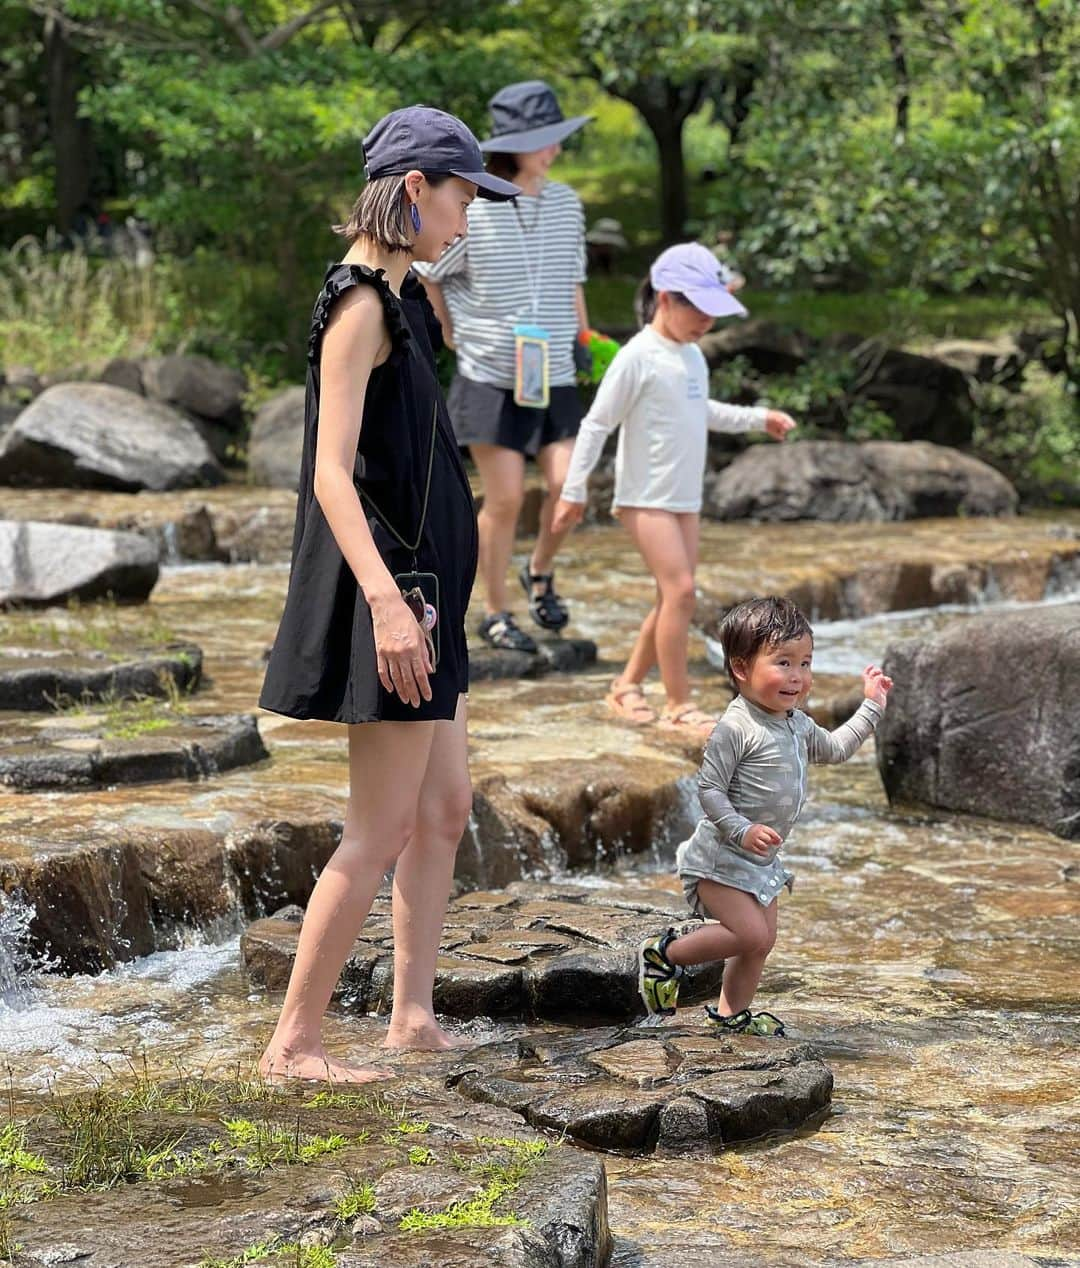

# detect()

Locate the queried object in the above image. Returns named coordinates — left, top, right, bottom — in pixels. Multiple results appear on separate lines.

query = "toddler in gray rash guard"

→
left=636, top=596, right=892, bottom=1035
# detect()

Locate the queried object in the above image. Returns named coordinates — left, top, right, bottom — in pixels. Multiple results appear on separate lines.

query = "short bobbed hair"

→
left=333, top=172, right=452, bottom=251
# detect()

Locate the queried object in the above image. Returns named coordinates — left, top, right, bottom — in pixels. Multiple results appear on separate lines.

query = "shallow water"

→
left=1, top=515, right=1078, bottom=1262
left=3, top=753, right=1077, bottom=1262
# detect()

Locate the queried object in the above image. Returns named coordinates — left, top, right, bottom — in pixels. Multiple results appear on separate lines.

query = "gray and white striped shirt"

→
left=413, top=180, right=586, bottom=389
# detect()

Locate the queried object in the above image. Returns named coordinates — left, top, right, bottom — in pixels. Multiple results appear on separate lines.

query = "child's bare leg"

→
left=620, top=508, right=697, bottom=707
left=715, top=896, right=778, bottom=1015
left=619, top=598, right=659, bottom=686
left=664, top=880, right=774, bottom=1015
left=385, top=697, right=471, bottom=1051
left=259, top=720, right=437, bottom=1082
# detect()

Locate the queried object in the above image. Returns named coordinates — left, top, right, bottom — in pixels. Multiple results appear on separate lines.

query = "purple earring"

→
left=410, top=203, right=422, bottom=234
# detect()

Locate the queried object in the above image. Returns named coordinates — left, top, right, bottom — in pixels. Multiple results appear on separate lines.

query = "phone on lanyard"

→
left=395, top=570, right=440, bottom=667
left=513, top=323, right=550, bottom=409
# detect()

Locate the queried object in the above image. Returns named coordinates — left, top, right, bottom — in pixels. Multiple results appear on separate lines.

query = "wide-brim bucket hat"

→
left=480, top=80, right=591, bottom=154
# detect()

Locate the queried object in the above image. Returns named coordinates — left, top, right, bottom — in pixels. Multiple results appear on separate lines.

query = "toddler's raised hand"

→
left=742, top=823, right=783, bottom=856
left=863, top=664, right=893, bottom=708
left=765, top=410, right=797, bottom=441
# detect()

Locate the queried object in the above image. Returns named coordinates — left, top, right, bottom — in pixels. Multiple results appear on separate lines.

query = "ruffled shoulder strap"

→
left=307, top=263, right=412, bottom=367
left=401, top=270, right=444, bottom=356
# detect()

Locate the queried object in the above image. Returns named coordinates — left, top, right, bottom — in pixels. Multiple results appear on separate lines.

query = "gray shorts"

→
left=677, top=821, right=795, bottom=913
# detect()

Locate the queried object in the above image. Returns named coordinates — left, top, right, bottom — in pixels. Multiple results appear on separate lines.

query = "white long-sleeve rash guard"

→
left=561, top=324, right=769, bottom=513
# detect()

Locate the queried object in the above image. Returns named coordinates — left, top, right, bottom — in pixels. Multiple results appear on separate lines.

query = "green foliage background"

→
left=1, top=0, right=1077, bottom=495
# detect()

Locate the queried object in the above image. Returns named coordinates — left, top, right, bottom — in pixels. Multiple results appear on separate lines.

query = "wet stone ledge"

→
left=0, top=641, right=202, bottom=711
left=0, top=711, right=268, bottom=791
left=0, top=820, right=343, bottom=974
left=4, top=1075, right=610, bottom=1268
left=242, top=880, right=724, bottom=1024
left=450, top=1027, right=834, bottom=1154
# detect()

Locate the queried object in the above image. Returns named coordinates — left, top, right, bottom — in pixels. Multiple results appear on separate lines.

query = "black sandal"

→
left=519, top=564, right=569, bottom=631
left=477, top=610, right=538, bottom=653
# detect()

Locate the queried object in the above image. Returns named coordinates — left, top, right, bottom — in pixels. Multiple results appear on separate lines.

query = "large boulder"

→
left=140, top=353, right=247, bottom=426
left=699, top=319, right=813, bottom=374
left=830, top=337, right=975, bottom=445
left=0, top=519, right=159, bottom=606
left=0, top=382, right=224, bottom=490
left=876, top=602, right=1080, bottom=839
left=247, top=385, right=305, bottom=488
left=703, top=440, right=1017, bottom=522
left=928, top=336, right=1026, bottom=387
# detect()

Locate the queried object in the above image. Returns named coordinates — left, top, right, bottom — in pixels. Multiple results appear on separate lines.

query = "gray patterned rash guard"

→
left=677, top=694, right=885, bottom=910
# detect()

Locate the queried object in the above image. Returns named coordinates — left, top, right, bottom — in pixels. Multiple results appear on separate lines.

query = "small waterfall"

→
left=0, top=891, right=55, bottom=1007
left=160, top=520, right=182, bottom=566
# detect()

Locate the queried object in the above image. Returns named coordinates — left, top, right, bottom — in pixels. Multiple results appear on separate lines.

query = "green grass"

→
left=399, top=1136, right=550, bottom=1234
left=331, top=1183, right=375, bottom=1221
left=0, top=1123, right=48, bottom=1177
left=397, top=1180, right=529, bottom=1232
left=0, top=232, right=164, bottom=376
left=582, top=272, right=1055, bottom=343
left=221, top=1118, right=350, bottom=1171
left=199, top=1236, right=337, bottom=1268
left=745, top=288, right=1054, bottom=343
left=0, top=597, right=179, bottom=661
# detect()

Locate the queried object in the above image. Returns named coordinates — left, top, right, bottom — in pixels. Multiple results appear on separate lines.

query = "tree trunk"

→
left=884, top=9, right=910, bottom=143
left=43, top=13, right=95, bottom=233
left=635, top=106, right=689, bottom=243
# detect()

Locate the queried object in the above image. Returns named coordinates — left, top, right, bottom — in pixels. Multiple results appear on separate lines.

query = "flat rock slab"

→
left=6, top=1074, right=609, bottom=1268
left=450, top=1025, right=833, bottom=1154
left=0, top=711, right=267, bottom=791
left=0, top=641, right=202, bottom=711
left=242, top=879, right=723, bottom=1022
left=469, top=637, right=598, bottom=681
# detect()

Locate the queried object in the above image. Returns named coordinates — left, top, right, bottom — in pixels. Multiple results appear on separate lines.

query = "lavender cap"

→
left=649, top=243, right=748, bottom=318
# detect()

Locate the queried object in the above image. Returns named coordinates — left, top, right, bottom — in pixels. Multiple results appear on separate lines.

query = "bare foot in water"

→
left=258, top=1046, right=392, bottom=1085
left=383, top=1018, right=469, bottom=1051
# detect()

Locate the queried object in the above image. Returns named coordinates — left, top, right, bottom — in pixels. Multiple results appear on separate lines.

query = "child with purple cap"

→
left=552, top=243, right=797, bottom=737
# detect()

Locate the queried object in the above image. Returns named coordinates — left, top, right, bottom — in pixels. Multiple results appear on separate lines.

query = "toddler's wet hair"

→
left=719, top=596, right=812, bottom=691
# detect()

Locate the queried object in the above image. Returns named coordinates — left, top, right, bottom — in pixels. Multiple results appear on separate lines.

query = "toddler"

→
left=638, top=595, right=892, bottom=1034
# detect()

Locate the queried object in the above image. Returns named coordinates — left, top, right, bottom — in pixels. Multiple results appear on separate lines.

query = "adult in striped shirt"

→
left=415, top=81, right=591, bottom=653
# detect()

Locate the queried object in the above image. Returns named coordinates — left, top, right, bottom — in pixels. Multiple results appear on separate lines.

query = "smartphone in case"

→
left=394, top=570, right=440, bottom=667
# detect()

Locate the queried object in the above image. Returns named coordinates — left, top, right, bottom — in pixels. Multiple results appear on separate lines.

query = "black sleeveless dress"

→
left=259, top=263, right=478, bottom=723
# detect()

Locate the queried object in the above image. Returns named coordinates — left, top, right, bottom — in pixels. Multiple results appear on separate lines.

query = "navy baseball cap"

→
left=362, top=106, right=520, bottom=201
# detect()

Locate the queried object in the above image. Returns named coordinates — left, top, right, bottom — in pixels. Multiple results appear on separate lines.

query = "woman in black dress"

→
left=258, top=107, right=518, bottom=1081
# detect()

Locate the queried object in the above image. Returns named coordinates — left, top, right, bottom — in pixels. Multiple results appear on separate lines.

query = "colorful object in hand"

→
left=575, top=329, right=620, bottom=385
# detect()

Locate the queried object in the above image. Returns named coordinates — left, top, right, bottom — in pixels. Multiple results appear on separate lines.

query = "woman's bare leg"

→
left=530, top=437, right=576, bottom=576
left=618, top=508, right=698, bottom=708
left=258, top=719, right=435, bottom=1083
left=664, top=880, right=777, bottom=1016
left=471, top=443, right=526, bottom=615
left=385, top=696, right=472, bottom=1050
